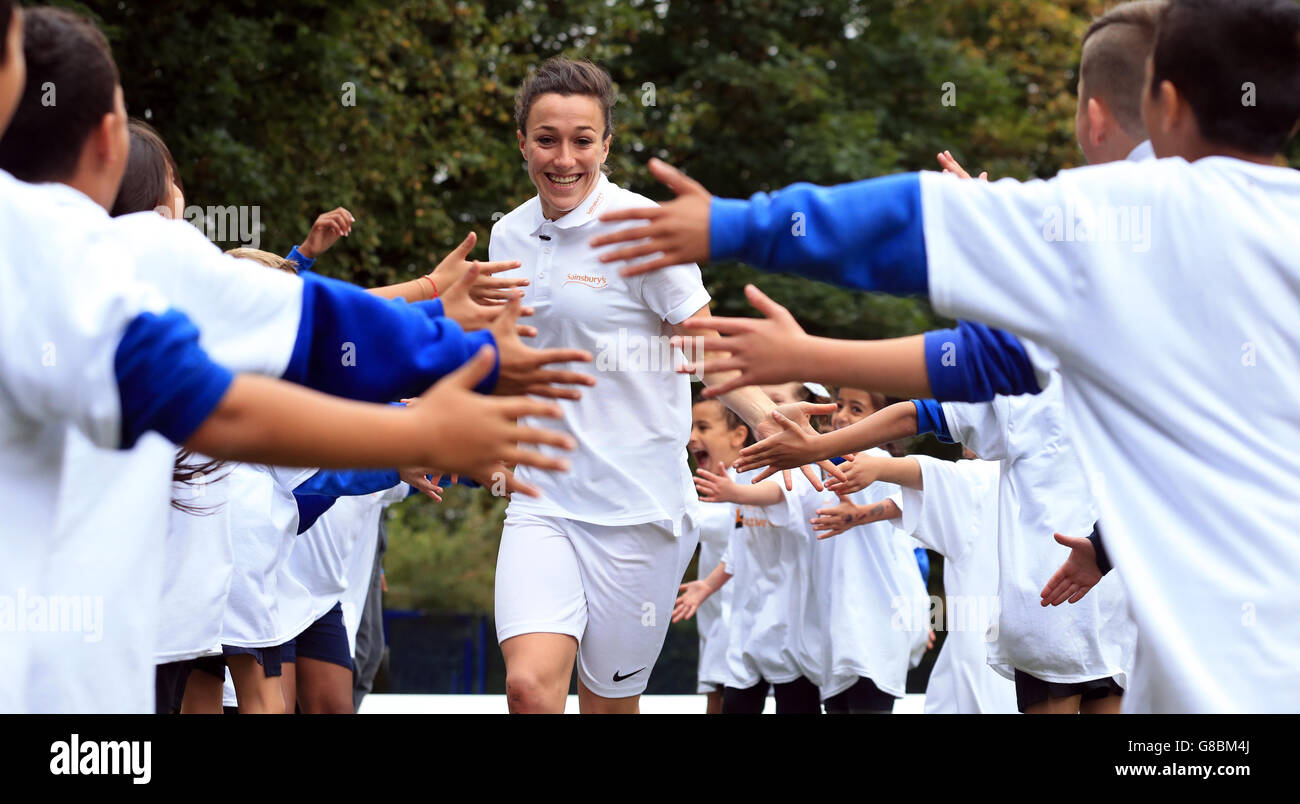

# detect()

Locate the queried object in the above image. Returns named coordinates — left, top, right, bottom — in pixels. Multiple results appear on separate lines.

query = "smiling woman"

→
left=489, top=58, right=718, bottom=714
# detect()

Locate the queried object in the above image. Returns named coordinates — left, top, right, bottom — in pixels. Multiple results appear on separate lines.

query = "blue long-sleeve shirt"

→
left=709, top=178, right=1040, bottom=402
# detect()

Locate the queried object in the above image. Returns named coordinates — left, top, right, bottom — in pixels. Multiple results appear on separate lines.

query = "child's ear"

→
left=1086, top=97, right=1110, bottom=148
left=517, top=129, right=527, bottom=160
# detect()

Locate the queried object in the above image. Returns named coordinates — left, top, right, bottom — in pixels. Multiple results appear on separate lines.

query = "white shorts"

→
left=495, top=513, right=693, bottom=698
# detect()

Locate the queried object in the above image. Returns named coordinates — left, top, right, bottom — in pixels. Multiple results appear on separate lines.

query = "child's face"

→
left=689, top=401, right=744, bottom=472
left=832, top=388, right=880, bottom=431
left=760, top=382, right=804, bottom=405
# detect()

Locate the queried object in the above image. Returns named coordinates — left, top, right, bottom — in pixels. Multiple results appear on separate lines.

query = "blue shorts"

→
left=287, top=602, right=353, bottom=671
left=193, top=645, right=284, bottom=678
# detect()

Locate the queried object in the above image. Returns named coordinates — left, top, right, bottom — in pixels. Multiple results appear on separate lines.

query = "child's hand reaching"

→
left=1039, top=532, right=1103, bottom=606
left=673, top=580, right=713, bottom=622
left=825, top=453, right=885, bottom=495
left=694, top=460, right=743, bottom=503
left=936, top=150, right=989, bottom=181
left=299, top=207, right=354, bottom=260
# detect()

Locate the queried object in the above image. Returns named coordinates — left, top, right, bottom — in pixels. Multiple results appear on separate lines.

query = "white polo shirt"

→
left=490, top=173, right=711, bottom=534
left=921, top=154, right=1300, bottom=711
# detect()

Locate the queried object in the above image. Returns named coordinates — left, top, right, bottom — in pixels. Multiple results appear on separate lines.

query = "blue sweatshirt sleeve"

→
left=285, top=245, right=315, bottom=273
left=294, top=493, right=338, bottom=534
left=296, top=468, right=403, bottom=498
left=913, top=546, right=931, bottom=586
left=911, top=399, right=954, bottom=444
left=709, top=173, right=928, bottom=294
left=923, top=321, right=1042, bottom=402
left=283, top=272, right=498, bottom=400
left=115, top=309, right=235, bottom=449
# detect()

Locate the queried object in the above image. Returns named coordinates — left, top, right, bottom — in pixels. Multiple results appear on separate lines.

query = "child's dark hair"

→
left=1080, top=1, right=1167, bottom=141
left=111, top=119, right=183, bottom=217
left=0, top=7, right=119, bottom=182
left=1150, top=0, right=1300, bottom=156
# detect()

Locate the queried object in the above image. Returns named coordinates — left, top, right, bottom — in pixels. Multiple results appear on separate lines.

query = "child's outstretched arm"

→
left=811, top=495, right=902, bottom=540
left=694, top=461, right=784, bottom=507
left=825, top=453, right=923, bottom=496
left=184, top=347, right=573, bottom=496
left=593, top=158, right=925, bottom=292
left=735, top=400, right=922, bottom=475
left=677, top=285, right=1042, bottom=402
left=673, top=562, right=732, bottom=622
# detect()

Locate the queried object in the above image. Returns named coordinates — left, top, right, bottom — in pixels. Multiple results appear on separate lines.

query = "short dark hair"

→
left=514, top=57, right=616, bottom=140
left=0, top=7, right=120, bottom=183
left=1150, top=0, right=1300, bottom=156
left=111, top=119, right=180, bottom=217
left=1, top=0, right=13, bottom=63
left=1080, top=1, right=1167, bottom=140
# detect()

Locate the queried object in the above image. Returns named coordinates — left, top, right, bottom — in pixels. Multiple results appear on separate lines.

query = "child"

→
left=676, top=384, right=828, bottom=714
left=811, top=387, right=929, bottom=713
left=590, top=0, right=1300, bottom=713
left=677, top=396, right=752, bottom=714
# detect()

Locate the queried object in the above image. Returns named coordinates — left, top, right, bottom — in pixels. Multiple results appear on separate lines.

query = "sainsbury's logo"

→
left=564, top=273, right=608, bottom=289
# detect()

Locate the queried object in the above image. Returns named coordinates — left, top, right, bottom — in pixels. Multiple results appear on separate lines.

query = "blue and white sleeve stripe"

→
left=912, top=399, right=954, bottom=443
left=923, top=321, right=1041, bottom=402
left=114, top=309, right=234, bottom=448
left=295, top=468, right=403, bottom=498
left=709, top=173, right=928, bottom=294
left=284, top=272, right=497, bottom=401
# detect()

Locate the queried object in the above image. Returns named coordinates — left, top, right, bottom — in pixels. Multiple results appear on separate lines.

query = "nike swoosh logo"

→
left=612, top=667, right=646, bottom=683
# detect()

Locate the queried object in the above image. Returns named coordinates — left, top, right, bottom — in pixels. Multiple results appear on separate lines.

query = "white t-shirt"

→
left=921, top=154, right=1300, bottom=711
left=222, top=464, right=317, bottom=647
left=288, top=481, right=408, bottom=652
left=721, top=470, right=823, bottom=689
left=16, top=184, right=305, bottom=711
left=941, top=379, right=1135, bottom=685
left=895, top=457, right=1017, bottom=714
left=339, top=485, right=409, bottom=656
left=157, top=460, right=233, bottom=664
left=810, top=451, right=927, bottom=699
left=491, top=173, right=711, bottom=534
left=0, top=172, right=173, bottom=713
left=694, top=497, right=739, bottom=691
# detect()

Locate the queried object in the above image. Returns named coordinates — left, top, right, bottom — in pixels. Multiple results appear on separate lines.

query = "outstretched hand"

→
left=590, top=158, right=714, bottom=276
left=299, top=207, right=355, bottom=260
left=427, top=231, right=529, bottom=305
left=412, top=346, right=575, bottom=490
left=1039, top=532, right=1103, bottom=606
left=936, top=150, right=989, bottom=181
left=749, top=403, right=846, bottom=491
left=674, top=284, right=815, bottom=398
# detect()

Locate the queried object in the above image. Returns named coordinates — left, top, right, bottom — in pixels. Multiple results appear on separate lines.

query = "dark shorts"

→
left=192, top=645, right=284, bottom=679
left=1013, top=669, right=1124, bottom=713
left=824, top=676, right=896, bottom=714
left=288, top=602, right=353, bottom=671
left=154, top=661, right=192, bottom=714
